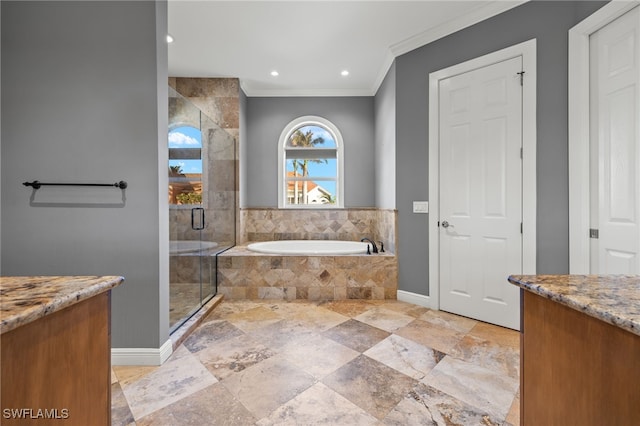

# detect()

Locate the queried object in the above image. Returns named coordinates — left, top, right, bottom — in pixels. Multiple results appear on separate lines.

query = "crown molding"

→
left=241, top=82, right=374, bottom=98
left=389, top=1, right=527, bottom=57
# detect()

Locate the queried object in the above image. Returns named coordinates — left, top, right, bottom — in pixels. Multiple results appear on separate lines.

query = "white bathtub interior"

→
left=247, top=240, right=370, bottom=255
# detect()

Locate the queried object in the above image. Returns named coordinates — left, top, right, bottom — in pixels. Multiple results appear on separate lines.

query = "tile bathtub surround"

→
left=112, top=299, right=520, bottom=425
left=239, top=208, right=397, bottom=254
left=217, top=246, right=398, bottom=301
left=375, top=207, right=398, bottom=254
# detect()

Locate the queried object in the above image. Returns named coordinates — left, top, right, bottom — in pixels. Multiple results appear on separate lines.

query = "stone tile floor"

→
left=112, top=299, right=520, bottom=425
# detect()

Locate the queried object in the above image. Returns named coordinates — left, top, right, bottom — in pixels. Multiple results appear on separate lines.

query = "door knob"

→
left=441, top=220, right=450, bottom=228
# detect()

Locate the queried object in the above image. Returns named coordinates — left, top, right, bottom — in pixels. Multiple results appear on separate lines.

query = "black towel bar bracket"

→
left=23, top=180, right=128, bottom=190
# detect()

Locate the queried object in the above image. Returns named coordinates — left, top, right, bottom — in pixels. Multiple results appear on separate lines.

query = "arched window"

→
left=278, top=116, right=344, bottom=208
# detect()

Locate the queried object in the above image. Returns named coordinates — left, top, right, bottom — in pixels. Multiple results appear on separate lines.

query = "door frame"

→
left=568, top=2, right=639, bottom=274
left=428, top=39, right=537, bottom=310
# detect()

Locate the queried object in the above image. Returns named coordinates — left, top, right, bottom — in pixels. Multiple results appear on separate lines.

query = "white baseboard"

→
left=397, top=290, right=435, bottom=309
left=111, top=339, right=173, bottom=366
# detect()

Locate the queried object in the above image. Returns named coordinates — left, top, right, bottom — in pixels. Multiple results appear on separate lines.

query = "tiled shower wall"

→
left=240, top=208, right=397, bottom=253
left=169, top=78, right=240, bottom=246
left=169, top=77, right=240, bottom=138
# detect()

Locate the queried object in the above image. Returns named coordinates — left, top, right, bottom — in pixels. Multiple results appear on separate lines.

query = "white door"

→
left=438, top=56, right=522, bottom=330
left=589, top=6, right=640, bottom=274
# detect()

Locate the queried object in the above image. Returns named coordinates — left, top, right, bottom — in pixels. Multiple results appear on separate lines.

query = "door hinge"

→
left=517, top=71, right=525, bottom=86
left=590, top=228, right=599, bottom=239
left=521, top=222, right=523, bottom=234
left=520, top=147, right=523, bottom=159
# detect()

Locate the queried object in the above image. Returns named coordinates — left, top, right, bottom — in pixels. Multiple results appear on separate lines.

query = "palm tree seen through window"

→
left=285, top=125, right=337, bottom=206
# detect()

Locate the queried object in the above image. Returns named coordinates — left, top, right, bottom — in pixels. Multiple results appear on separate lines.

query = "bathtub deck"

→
left=218, top=246, right=397, bottom=301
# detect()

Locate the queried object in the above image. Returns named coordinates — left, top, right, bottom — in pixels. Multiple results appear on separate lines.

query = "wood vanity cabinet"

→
left=520, top=289, right=640, bottom=425
left=1, top=276, right=122, bottom=426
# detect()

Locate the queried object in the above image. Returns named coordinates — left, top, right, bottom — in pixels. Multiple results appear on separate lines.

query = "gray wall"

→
left=374, top=62, right=396, bottom=209
left=1, top=1, right=169, bottom=349
left=393, top=0, right=607, bottom=295
left=245, top=97, right=375, bottom=207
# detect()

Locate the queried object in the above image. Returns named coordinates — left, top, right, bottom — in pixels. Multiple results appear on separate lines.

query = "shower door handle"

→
left=191, top=207, right=205, bottom=230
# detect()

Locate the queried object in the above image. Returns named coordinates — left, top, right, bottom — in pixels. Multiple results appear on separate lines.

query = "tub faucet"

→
left=361, top=238, right=378, bottom=254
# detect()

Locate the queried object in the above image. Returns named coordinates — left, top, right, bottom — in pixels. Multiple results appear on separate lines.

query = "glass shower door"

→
left=168, top=87, right=207, bottom=333
left=199, top=111, right=237, bottom=304
left=168, top=85, right=236, bottom=333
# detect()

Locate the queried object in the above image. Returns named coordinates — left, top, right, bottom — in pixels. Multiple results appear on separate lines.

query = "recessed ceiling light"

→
left=271, top=70, right=279, bottom=77
left=341, top=70, right=350, bottom=76
left=166, top=34, right=174, bottom=43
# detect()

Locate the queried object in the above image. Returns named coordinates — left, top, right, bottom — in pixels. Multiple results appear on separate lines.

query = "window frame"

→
left=278, top=116, right=344, bottom=208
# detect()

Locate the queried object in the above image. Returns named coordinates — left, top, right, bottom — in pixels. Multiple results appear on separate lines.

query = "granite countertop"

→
left=0, top=276, right=124, bottom=334
left=508, top=274, right=640, bottom=337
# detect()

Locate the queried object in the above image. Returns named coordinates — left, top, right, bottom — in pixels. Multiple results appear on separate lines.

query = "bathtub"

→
left=219, top=241, right=397, bottom=301
left=247, top=240, right=369, bottom=255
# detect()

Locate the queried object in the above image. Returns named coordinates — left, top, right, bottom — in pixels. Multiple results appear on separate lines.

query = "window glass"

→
left=168, top=126, right=203, bottom=205
left=279, top=116, right=344, bottom=208
left=284, top=125, right=337, bottom=206
left=286, top=125, right=336, bottom=148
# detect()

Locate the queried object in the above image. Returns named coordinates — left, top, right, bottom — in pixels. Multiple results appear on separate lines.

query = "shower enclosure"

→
left=168, top=87, right=236, bottom=333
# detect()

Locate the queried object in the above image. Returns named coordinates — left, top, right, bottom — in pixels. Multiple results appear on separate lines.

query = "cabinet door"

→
left=1, top=293, right=111, bottom=426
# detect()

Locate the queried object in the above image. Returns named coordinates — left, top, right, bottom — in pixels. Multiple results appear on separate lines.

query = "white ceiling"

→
left=168, top=1, right=524, bottom=96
